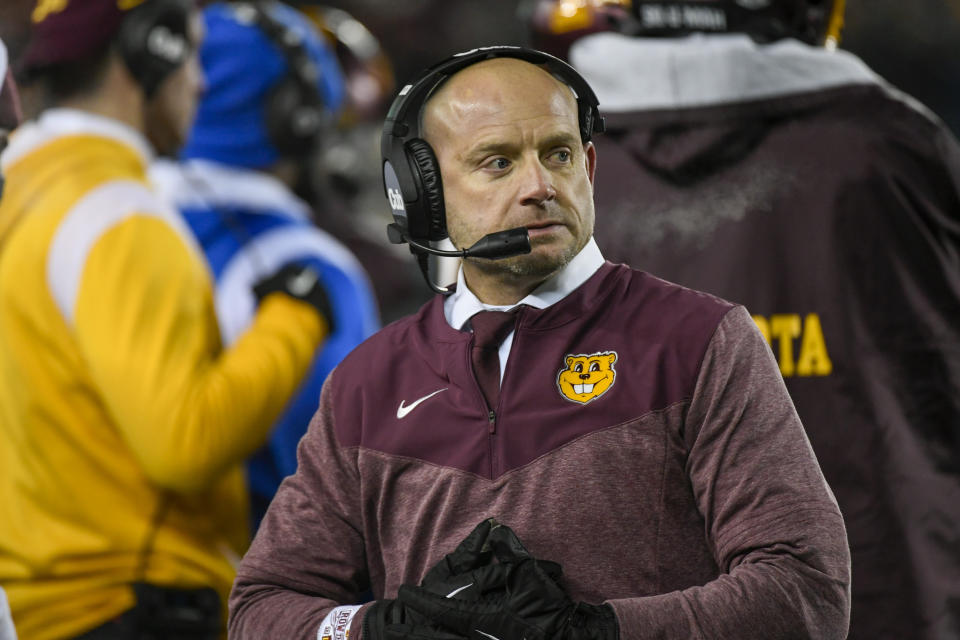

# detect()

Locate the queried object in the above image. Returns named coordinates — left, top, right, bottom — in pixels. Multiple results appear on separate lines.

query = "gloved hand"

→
left=252, top=263, right=334, bottom=331
left=398, top=528, right=618, bottom=640
left=363, top=597, right=463, bottom=640
left=418, top=518, right=562, bottom=603
left=365, top=519, right=541, bottom=640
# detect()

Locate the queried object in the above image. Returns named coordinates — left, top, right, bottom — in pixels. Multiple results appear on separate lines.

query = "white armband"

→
left=317, top=605, right=362, bottom=640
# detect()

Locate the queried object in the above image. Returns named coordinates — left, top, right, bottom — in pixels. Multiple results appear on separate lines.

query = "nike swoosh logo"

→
left=396, top=388, right=448, bottom=419
left=475, top=631, right=501, bottom=640
left=446, top=582, right=473, bottom=598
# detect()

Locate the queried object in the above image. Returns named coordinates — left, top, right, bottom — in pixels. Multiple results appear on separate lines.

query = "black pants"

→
left=74, top=584, right=221, bottom=640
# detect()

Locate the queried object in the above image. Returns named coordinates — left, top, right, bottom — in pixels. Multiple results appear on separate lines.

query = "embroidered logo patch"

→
left=556, top=351, right=617, bottom=404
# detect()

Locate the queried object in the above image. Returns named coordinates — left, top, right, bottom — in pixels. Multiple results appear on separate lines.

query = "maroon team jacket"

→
left=229, top=262, right=850, bottom=639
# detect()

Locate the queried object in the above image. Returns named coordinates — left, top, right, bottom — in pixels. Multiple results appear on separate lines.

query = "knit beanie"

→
left=20, top=0, right=148, bottom=73
left=180, top=2, right=345, bottom=169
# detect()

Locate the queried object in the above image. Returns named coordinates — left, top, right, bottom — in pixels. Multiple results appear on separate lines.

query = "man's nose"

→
left=518, top=159, right=557, bottom=206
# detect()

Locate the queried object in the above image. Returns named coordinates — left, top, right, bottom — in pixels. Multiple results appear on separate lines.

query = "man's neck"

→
left=57, top=59, right=144, bottom=135
left=59, top=93, right=143, bottom=133
left=461, top=264, right=552, bottom=306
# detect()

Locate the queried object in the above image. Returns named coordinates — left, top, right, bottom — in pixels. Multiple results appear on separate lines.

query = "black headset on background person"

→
left=116, top=0, right=194, bottom=99
left=380, top=45, right=605, bottom=294
left=231, top=1, right=332, bottom=157
left=120, top=0, right=330, bottom=154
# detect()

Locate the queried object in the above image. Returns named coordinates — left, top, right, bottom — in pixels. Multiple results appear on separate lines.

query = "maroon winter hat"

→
left=18, top=0, right=148, bottom=74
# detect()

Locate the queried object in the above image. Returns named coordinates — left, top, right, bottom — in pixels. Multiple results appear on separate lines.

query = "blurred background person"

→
left=292, top=0, right=960, bottom=137
left=151, top=0, right=380, bottom=528
left=296, top=3, right=429, bottom=322
left=0, top=0, right=334, bottom=637
left=523, top=0, right=960, bottom=638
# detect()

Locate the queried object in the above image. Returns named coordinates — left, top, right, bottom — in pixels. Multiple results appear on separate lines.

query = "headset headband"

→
left=237, top=1, right=330, bottom=155
left=384, top=45, right=603, bottom=146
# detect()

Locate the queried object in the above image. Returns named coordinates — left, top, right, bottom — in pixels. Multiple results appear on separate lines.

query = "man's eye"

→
left=489, top=158, right=510, bottom=170
left=551, top=150, right=571, bottom=163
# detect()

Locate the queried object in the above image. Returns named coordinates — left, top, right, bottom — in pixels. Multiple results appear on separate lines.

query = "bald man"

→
left=229, top=51, right=850, bottom=640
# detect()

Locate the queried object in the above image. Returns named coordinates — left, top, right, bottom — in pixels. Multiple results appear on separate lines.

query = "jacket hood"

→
left=571, top=32, right=883, bottom=183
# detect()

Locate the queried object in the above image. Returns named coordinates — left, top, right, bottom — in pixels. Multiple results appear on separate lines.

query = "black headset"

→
left=117, top=0, right=193, bottom=99
left=230, top=2, right=331, bottom=157
left=380, top=45, right=604, bottom=293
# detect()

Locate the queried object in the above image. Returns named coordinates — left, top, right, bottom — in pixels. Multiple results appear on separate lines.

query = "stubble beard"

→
left=468, top=235, right=581, bottom=281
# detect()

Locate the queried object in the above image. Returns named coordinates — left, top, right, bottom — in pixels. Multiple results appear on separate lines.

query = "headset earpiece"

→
left=245, top=2, right=330, bottom=157
left=265, top=75, right=325, bottom=155
left=117, top=0, right=193, bottom=99
left=406, top=138, right=447, bottom=241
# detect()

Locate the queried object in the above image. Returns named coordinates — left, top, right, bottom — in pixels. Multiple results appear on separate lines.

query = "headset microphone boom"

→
left=386, top=222, right=531, bottom=261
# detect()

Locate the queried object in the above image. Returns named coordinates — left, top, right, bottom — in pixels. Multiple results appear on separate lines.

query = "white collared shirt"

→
left=444, top=237, right=605, bottom=383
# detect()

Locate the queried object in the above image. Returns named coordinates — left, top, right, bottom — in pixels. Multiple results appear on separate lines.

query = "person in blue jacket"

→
left=152, top=1, right=379, bottom=527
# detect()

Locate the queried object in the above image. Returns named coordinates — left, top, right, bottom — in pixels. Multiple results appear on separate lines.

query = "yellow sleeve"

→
left=72, top=214, right=326, bottom=493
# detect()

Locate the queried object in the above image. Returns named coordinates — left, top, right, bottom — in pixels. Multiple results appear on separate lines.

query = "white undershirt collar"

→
left=445, top=236, right=604, bottom=331
left=444, top=236, right=604, bottom=384
left=2, top=108, right=154, bottom=172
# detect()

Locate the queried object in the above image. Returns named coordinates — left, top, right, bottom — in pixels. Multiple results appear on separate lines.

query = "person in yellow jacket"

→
left=0, top=1, right=331, bottom=638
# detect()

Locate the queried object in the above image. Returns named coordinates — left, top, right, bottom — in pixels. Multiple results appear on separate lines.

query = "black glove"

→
left=364, top=520, right=498, bottom=640
left=363, top=598, right=466, bottom=640
left=252, top=263, right=334, bottom=331
left=419, top=518, right=562, bottom=603
left=398, top=535, right=618, bottom=640
left=365, top=519, right=544, bottom=640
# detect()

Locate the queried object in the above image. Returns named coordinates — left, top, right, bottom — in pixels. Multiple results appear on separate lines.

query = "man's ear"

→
left=584, top=141, right=597, bottom=187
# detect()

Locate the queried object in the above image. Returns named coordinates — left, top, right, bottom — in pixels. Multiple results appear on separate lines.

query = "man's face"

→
left=423, top=58, right=597, bottom=286
left=145, top=11, right=204, bottom=156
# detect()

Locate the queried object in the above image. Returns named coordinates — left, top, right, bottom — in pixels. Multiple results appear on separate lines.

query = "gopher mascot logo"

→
left=556, top=351, right=618, bottom=404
